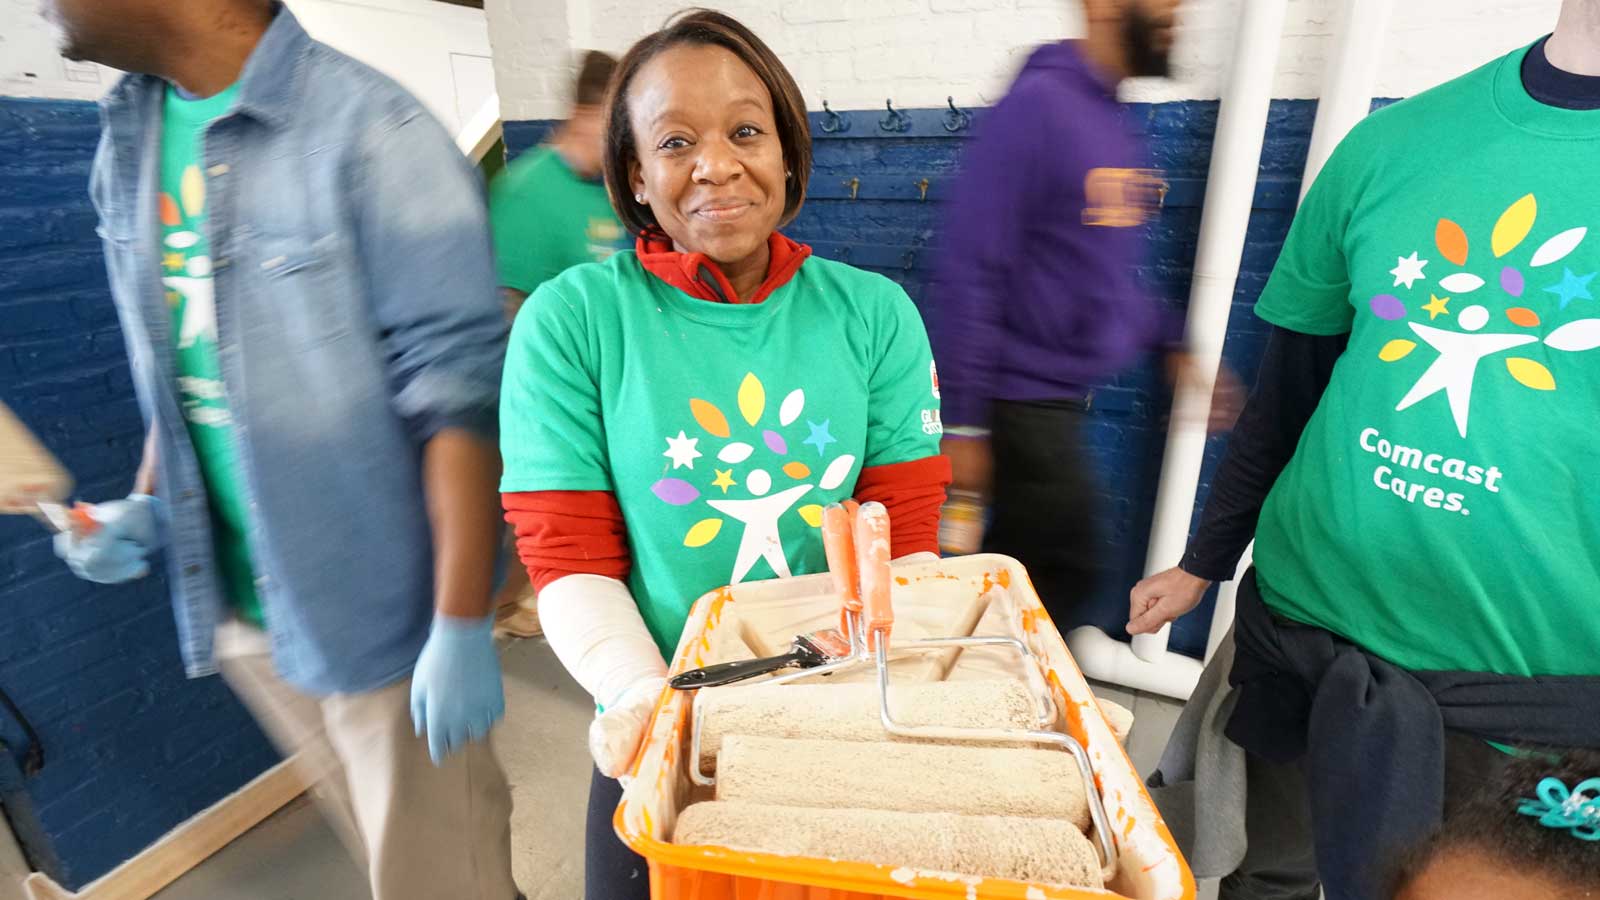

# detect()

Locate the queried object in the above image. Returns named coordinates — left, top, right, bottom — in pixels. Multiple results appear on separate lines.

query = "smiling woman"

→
left=601, top=11, right=812, bottom=298
left=496, top=10, right=954, bottom=900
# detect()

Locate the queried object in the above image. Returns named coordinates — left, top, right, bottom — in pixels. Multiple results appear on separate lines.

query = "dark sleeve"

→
left=1178, top=325, right=1348, bottom=581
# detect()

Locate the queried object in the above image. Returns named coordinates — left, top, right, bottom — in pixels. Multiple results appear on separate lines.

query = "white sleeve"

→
left=536, top=573, right=669, bottom=709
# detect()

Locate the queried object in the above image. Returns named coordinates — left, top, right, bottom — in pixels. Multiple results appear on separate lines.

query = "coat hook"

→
left=915, top=178, right=930, bottom=201
left=845, top=176, right=860, bottom=201
left=820, top=100, right=851, bottom=134
left=879, top=99, right=911, bottom=133
left=942, top=96, right=972, bottom=133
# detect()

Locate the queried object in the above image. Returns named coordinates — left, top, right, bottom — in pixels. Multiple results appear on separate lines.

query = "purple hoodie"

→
left=929, top=41, right=1173, bottom=430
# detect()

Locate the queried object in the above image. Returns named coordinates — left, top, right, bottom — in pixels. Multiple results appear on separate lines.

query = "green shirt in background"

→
left=160, top=82, right=264, bottom=628
left=1252, top=44, right=1600, bottom=677
left=488, top=146, right=628, bottom=294
left=499, top=252, right=943, bottom=656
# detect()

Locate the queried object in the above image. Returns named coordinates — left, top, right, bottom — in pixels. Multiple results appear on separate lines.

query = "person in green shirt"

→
left=1128, top=5, right=1600, bottom=897
left=487, top=51, right=624, bottom=636
left=498, top=13, right=952, bottom=897
left=489, top=50, right=626, bottom=317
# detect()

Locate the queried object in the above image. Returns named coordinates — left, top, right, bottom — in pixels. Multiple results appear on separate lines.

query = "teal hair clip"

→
left=1518, top=776, right=1600, bottom=841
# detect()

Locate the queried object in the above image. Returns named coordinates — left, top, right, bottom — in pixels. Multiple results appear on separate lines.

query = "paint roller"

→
left=694, top=679, right=1041, bottom=769
left=715, top=734, right=1092, bottom=829
left=674, top=801, right=1103, bottom=889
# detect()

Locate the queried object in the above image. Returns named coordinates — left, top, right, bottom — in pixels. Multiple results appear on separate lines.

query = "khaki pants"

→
left=216, top=622, right=518, bottom=900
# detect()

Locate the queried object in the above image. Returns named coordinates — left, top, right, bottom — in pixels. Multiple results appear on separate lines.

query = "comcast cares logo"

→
left=1371, top=194, right=1600, bottom=438
left=650, top=373, right=857, bottom=583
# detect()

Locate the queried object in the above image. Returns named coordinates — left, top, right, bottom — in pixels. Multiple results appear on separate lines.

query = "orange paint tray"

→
left=614, top=553, right=1196, bottom=900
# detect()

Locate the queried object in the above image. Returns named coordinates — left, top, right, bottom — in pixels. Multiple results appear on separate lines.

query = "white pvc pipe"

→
left=1069, top=541, right=1248, bottom=701
left=1068, top=625, right=1203, bottom=700
left=1128, top=0, right=1290, bottom=666
left=1301, top=0, right=1396, bottom=201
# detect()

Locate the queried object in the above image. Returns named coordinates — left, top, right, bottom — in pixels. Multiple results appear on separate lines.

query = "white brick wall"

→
left=0, top=0, right=119, bottom=101
left=489, top=0, right=1561, bottom=121
left=3, top=0, right=494, bottom=134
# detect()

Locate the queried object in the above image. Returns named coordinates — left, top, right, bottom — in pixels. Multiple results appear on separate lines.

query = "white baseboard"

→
left=19, top=757, right=309, bottom=900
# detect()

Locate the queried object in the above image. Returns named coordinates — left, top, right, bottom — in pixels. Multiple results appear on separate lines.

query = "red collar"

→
left=635, top=230, right=812, bottom=304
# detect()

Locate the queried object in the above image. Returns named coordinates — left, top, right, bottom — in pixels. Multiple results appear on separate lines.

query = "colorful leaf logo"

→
left=1546, top=319, right=1600, bottom=352
left=1531, top=227, right=1587, bottom=267
left=1491, top=194, right=1536, bottom=258
left=1436, top=218, right=1469, bottom=266
left=1506, top=307, right=1540, bottom=327
left=1505, top=357, right=1555, bottom=391
left=691, top=398, right=731, bottom=438
left=684, top=519, right=722, bottom=548
left=662, top=372, right=853, bottom=581
left=738, top=373, right=765, bottom=426
left=779, top=390, right=804, bottom=426
left=1379, top=339, right=1416, bottom=362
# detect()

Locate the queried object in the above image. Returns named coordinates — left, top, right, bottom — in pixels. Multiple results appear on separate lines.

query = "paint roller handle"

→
left=854, top=501, right=893, bottom=646
left=822, top=503, right=860, bottom=612
left=68, top=503, right=100, bottom=537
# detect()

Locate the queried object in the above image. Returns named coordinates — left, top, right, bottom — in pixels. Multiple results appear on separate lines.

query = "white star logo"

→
left=706, top=485, right=815, bottom=582
left=662, top=431, right=702, bottom=470
left=1395, top=322, right=1536, bottom=438
left=1390, top=252, right=1428, bottom=289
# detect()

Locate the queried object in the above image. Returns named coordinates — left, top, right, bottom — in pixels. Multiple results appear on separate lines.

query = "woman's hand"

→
left=589, top=676, right=668, bottom=779
left=1127, top=566, right=1212, bottom=635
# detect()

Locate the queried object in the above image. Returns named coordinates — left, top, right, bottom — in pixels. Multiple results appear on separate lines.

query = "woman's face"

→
left=627, top=44, right=788, bottom=266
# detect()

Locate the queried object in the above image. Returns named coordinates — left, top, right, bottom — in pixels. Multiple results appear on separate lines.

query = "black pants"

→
left=981, top=398, right=1101, bottom=621
left=586, top=769, right=651, bottom=900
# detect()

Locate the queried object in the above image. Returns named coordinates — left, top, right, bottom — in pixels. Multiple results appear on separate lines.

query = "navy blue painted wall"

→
left=507, top=98, right=1371, bottom=659
left=0, top=98, right=278, bottom=890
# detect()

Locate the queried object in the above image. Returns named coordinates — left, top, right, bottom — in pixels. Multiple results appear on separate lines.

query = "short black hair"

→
left=573, top=50, right=617, bottom=108
left=600, top=8, right=811, bottom=236
left=1389, top=749, right=1600, bottom=898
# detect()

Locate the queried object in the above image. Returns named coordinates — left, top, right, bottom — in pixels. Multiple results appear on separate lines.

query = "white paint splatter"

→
left=890, top=867, right=916, bottom=885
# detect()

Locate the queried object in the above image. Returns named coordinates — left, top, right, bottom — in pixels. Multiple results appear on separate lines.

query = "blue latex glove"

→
left=53, top=494, right=164, bottom=584
left=410, top=613, right=505, bottom=765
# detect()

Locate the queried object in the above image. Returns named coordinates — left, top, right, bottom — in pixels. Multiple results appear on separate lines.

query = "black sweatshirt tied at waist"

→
left=1223, top=568, right=1600, bottom=900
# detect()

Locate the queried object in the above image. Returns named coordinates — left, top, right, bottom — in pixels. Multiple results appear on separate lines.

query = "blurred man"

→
left=929, top=0, right=1231, bottom=617
left=486, top=50, right=623, bottom=636
left=1129, top=2, right=1600, bottom=897
left=43, top=2, right=518, bottom=898
left=490, top=50, right=625, bottom=318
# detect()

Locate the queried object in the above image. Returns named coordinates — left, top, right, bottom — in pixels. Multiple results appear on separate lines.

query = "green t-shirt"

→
left=488, top=147, right=628, bottom=294
left=1252, top=44, right=1600, bottom=677
left=500, top=252, right=943, bottom=656
left=160, top=83, right=263, bottom=627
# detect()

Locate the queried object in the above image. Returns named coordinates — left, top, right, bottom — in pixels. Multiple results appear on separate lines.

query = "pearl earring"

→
left=635, top=193, right=646, bottom=203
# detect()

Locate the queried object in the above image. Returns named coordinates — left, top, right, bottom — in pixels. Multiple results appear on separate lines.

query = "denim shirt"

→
left=89, top=8, right=506, bottom=695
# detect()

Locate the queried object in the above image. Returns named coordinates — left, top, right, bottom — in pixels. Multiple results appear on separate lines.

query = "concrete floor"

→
left=150, top=639, right=1207, bottom=900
